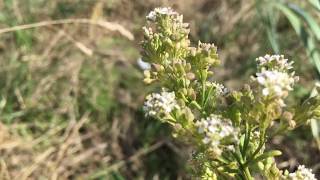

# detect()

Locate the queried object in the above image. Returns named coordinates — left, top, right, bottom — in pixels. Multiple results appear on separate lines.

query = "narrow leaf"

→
left=309, top=0, right=320, bottom=11
left=273, top=2, right=320, bottom=75
left=249, top=150, right=282, bottom=165
left=288, top=3, right=320, bottom=41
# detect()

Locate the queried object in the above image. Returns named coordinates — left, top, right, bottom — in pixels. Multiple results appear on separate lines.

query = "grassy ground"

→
left=0, top=0, right=319, bottom=179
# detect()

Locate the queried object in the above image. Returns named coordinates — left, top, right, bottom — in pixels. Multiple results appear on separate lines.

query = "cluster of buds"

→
left=195, top=114, right=239, bottom=156
left=141, top=7, right=221, bottom=111
left=142, top=7, right=190, bottom=64
left=188, top=42, right=220, bottom=71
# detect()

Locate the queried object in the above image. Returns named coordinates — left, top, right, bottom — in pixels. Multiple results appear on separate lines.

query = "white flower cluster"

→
left=254, top=55, right=299, bottom=103
left=256, top=70, right=295, bottom=97
left=256, top=54, right=293, bottom=72
left=143, top=91, right=179, bottom=118
left=146, top=7, right=178, bottom=21
left=288, top=165, right=317, bottom=180
left=212, top=82, right=228, bottom=96
left=196, top=114, right=239, bottom=154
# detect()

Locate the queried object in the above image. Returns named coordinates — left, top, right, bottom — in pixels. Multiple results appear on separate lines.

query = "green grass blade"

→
left=273, top=2, right=320, bottom=75
left=288, top=3, right=320, bottom=41
left=311, top=119, right=320, bottom=140
left=309, top=0, right=320, bottom=11
left=255, top=0, right=280, bottom=53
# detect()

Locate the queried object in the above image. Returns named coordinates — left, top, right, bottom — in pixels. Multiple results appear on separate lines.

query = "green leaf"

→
left=288, top=3, right=320, bottom=41
left=311, top=118, right=320, bottom=139
left=311, top=118, right=320, bottom=149
left=255, top=0, right=280, bottom=53
left=240, top=134, right=245, bottom=152
left=272, top=2, right=302, bottom=37
left=266, top=27, right=280, bottom=54
left=249, top=150, right=282, bottom=166
left=273, top=2, right=320, bottom=75
left=309, top=0, right=320, bottom=11
left=310, top=84, right=320, bottom=149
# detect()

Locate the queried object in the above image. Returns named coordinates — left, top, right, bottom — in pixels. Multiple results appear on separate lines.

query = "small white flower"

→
left=212, top=82, right=228, bottom=96
left=195, top=114, right=239, bottom=154
left=256, top=54, right=293, bottom=71
left=143, top=91, right=179, bottom=118
left=155, top=7, right=177, bottom=15
left=146, top=7, right=178, bottom=21
left=262, top=88, right=269, bottom=96
left=202, top=82, right=228, bottom=96
left=255, top=70, right=296, bottom=98
left=288, top=165, right=317, bottom=180
left=202, top=137, right=210, bottom=144
left=226, top=145, right=235, bottom=152
left=146, top=11, right=157, bottom=21
left=257, top=76, right=266, bottom=84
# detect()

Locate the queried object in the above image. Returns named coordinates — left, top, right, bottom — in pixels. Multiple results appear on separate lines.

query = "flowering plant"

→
left=141, top=7, right=319, bottom=180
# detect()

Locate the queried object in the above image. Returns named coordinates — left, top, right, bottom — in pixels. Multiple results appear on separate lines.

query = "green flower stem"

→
left=200, top=70, right=207, bottom=107
left=244, top=130, right=266, bottom=167
left=203, top=84, right=214, bottom=108
left=241, top=121, right=251, bottom=159
left=190, top=101, right=202, bottom=111
left=244, top=167, right=253, bottom=180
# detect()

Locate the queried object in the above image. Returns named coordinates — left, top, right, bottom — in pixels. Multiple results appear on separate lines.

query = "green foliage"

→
left=141, top=7, right=319, bottom=179
left=255, top=0, right=320, bottom=76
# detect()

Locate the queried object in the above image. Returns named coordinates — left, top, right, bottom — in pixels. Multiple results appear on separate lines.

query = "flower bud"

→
left=188, top=88, right=196, bottom=100
left=183, top=108, right=194, bottom=122
left=174, top=123, right=183, bottom=131
left=313, top=109, right=320, bottom=117
left=189, top=47, right=197, bottom=56
left=175, top=42, right=181, bottom=49
left=177, top=99, right=185, bottom=107
left=186, top=72, right=195, bottom=80
left=181, top=88, right=188, bottom=95
left=258, top=162, right=264, bottom=171
left=174, top=62, right=185, bottom=74
left=143, top=78, right=154, bottom=84
left=144, top=70, right=151, bottom=77
left=243, top=84, right=251, bottom=92
left=164, top=37, right=173, bottom=47
left=151, top=63, right=163, bottom=72
left=185, top=63, right=192, bottom=71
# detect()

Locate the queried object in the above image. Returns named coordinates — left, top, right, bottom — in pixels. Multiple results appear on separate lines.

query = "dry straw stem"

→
left=0, top=18, right=134, bottom=40
left=89, top=140, right=165, bottom=179
left=107, top=140, right=165, bottom=171
left=10, top=112, right=101, bottom=180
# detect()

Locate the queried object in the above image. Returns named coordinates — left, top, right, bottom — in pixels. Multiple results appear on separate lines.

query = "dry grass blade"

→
left=55, top=112, right=90, bottom=165
left=59, top=29, right=93, bottom=56
left=0, top=159, right=11, bottom=180
left=0, top=19, right=134, bottom=40
left=89, top=140, right=165, bottom=179
left=18, top=147, right=56, bottom=180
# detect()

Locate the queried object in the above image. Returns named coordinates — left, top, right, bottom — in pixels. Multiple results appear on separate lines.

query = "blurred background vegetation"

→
left=0, top=0, right=319, bottom=179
